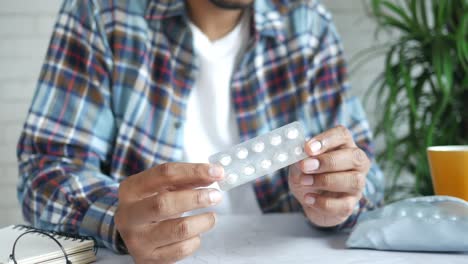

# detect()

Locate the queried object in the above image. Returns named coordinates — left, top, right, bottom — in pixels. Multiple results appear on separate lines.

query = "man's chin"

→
left=208, top=0, right=253, bottom=10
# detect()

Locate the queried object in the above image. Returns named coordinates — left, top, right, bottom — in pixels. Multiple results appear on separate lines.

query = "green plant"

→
left=355, top=0, right=468, bottom=201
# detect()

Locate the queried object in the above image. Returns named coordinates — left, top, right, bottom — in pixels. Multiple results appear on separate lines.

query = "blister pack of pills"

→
left=209, top=121, right=308, bottom=191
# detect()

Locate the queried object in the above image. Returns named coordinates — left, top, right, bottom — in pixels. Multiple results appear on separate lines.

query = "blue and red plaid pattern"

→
left=17, top=0, right=384, bottom=252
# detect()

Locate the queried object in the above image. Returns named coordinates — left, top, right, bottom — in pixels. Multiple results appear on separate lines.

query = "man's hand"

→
left=289, top=125, right=371, bottom=227
left=115, top=163, right=224, bottom=263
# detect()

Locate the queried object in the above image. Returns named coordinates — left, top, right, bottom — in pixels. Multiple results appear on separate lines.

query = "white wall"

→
left=0, top=0, right=384, bottom=227
left=0, top=0, right=63, bottom=226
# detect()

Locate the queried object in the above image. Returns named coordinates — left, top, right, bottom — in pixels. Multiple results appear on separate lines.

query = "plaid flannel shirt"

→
left=17, top=0, right=384, bottom=252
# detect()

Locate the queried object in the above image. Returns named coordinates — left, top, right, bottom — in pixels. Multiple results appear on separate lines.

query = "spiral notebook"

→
left=0, top=225, right=97, bottom=264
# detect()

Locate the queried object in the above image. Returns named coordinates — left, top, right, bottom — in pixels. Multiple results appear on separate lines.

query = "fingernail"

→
left=301, top=176, right=314, bottom=186
left=304, top=159, right=320, bottom=172
left=305, top=196, right=316, bottom=205
left=209, top=190, right=222, bottom=204
left=309, top=140, right=322, bottom=154
left=208, top=165, right=224, bottom=179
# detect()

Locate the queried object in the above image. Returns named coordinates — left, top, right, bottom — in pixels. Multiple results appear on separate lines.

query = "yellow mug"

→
left=427, top=146, right=468, bottom=201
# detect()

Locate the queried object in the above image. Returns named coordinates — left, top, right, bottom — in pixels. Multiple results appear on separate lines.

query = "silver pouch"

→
left=346, top=196, right=468, bottom=252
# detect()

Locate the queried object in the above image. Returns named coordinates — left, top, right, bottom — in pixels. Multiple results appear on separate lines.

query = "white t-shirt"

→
left=183, top=12, right=261, bottom=215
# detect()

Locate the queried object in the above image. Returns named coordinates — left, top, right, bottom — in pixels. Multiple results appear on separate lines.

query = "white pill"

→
left=236, top=148, right=248, bottom=159
left=226, top=173, right=238, bottom=184
left=433, top=214, right=441, bottom=220
left=219, top=155, right=232, bottom=166
left=270, top=134, right=282, bottom=146
left=294, top=146, right=303, bottom=155
left=276, top=152, right=288, bottom=162
left=450, top=216, right=458, bottom=221
left=244, top=165, right=255, bottom=176
left=252, top=141, right=265, bottom=153
left=416, top=211, right=423, bottom=218
left=260, top=159, right=272, bottom=169
left=400, top=210, right=407, bottom=217
left=286, top=128, right=299, bottom=139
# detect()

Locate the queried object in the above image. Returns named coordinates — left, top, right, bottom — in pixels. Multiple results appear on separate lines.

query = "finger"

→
left=120, top=189, right=222, bottom=225
left=288, top=163, right=302, bottom=185
left=150, top=235, right=201, bottom=263
left=288, top=165, right=321, bottom=199
left=149, top=213, right=216, bottom=248
left=121, top=163, right=224, bottom=201
left=305, top=125, right=356, bottom=156
left=302, top=205, right=347, bottom=228
left=299, top=171, right=366, bottom=194
left=303, top=192, right=358, bottom=219
left=298, top=148, right=370, bottom=174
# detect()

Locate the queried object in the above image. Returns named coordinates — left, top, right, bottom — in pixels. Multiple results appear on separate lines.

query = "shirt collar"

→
left=144, top=0, right=286, bottom=41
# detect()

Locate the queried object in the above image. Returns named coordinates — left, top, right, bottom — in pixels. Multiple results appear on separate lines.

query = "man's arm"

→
left=17, top=0, right=123, bottom=251
left=17, top=3, right=224, bottom=261
left=289, top=11, right=384, bottom=228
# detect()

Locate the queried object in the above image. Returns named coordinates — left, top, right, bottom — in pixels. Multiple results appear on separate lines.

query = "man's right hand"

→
left=115, top=163, right=224, bottom=263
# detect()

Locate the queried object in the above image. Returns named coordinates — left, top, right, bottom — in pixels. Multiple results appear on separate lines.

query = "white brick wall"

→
left=0, top=0, right=63, bottom=227
left=0, top=0, right=385, bottom=227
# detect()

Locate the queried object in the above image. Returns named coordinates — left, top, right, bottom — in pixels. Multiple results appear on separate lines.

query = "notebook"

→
left=0, top=225, right=97, bottom=264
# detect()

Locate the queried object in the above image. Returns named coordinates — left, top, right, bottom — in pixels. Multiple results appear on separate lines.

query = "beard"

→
left=208, top=0, right=253, bottom=10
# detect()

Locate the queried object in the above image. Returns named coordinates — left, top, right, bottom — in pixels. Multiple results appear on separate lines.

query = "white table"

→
left=96, top=213, right=467, bottom=264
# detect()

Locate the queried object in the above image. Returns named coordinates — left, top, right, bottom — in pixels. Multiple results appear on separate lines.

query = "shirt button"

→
left=174, top=121, right=182, bottom=129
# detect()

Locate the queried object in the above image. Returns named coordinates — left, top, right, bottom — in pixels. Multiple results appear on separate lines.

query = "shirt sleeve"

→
left=16, top=1, right=125, bottom=252
left=307, top=17, right=385, bottom=229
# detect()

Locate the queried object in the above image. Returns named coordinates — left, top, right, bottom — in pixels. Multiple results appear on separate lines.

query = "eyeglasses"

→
left=8, top=225, right=98, bottom=264
left=10, top=229, right=72, bottom=264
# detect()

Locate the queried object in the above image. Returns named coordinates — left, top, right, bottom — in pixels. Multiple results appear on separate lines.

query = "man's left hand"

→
left=289, top=125, right=371, bottom=227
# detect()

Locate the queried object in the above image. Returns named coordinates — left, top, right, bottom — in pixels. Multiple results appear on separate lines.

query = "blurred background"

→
left=0, top=0, right=385, bottom=227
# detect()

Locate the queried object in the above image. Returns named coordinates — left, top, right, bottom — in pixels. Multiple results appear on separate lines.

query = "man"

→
left=17, top=0, right=384, bottom=262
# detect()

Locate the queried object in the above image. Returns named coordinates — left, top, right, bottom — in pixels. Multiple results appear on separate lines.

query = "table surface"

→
left=96, top=213, right=467, bottom=264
